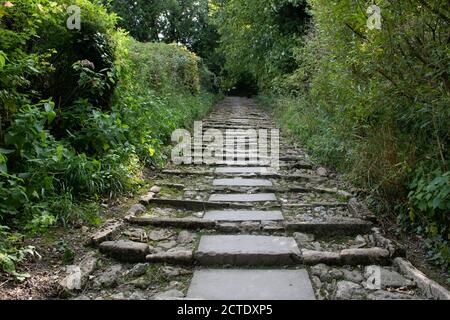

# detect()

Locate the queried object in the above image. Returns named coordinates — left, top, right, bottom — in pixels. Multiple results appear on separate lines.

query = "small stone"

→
left=94, top=265, right=123, bottom=288
left=161, top=266, right=190, bottom=278
left=217, top=222, right=240, bottom=233
left=293, top=232, right=315, bottom=243
left=130, top=277, right=150, bottom=290
left=128, top=263, right=148, bottom=277
left=240, top=221, right=261, bottom=231
left=153, top=289, right=184, bottom=300
left=316, top=167, right=328, bottom=176
left=364, top=266, right=416, bottom=289
left=110, top=292, right=126, bottom=300
left=59, top=252, right=98, bottom=294
left=367, top=290, right=416, bottom=300
left=310, top=264, right=330, bottom=277
left=127, top=204, right=146, bottom=216
left=342, top=269, right=364, bottom=283
left=123, top=228, right=147, bottom=242
left=129, top=291, right=146, bottom=300
left=335, top=281, right=365, bottom=300
left=311, top=276, right=322, bottom=289
left=99, top=240, right=149, bottom=263
left=140, top=192, right=155, bottom=204
left=177, top=230, right=195, bottom=244
left=328, top=268, right=344, bottom=279
left=148, top=229, right=173, bottom=241
left=81, top=226, right=89, bottom=233
left=90, top=221, right=122, bottom=245
left=192, top=211, right=204, bottom=218
left=150, top=186, right=161, bottom=193
left=157, top=240, right=177, bottom=250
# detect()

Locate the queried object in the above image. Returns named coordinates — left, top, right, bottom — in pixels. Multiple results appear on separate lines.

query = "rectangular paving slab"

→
left=209, top=193, right=277, bottom=202
left=187, top=269, right=316, bottom=300
left=195, top=235, right=301, bottom=265
left=215, top=167, right=269, bottom=174
left=213, top=178, right=273, bottom=187
left=204, top=210, right=283, bottom=221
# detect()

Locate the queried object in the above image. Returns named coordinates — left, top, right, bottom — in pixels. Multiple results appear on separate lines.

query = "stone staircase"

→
left=61, top=97, right=449, bottom=301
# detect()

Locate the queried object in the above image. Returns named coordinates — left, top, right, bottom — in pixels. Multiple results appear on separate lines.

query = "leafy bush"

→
left=407, top=166, right=449, bottom=267
left=249, top=1, right=450, bottom=267
left=0, top=1, right=217, bottom=278
left=0, top=225, right=39, bottom=281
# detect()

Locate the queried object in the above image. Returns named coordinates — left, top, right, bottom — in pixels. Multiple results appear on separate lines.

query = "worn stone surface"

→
left=140, top=192, right=155, bottom=204
left=99, top=240, right=149, bottom=262
left=148, top=229, right=173, bottom=241
left=59, top=252, right=98, bottom=294
left=177, top=230, right=195, bottom=244
left=127, top=263, right=148, bottom=278
left=71, top=97, right=435, bottom=301
left=367, top=290, right=418, bottom=300
left=187, top=269, right=315, bottom=300
left=146, top=250, right=193, bottom=264
left=340, top=248, right=390, bottom=265
left=213, top=178, right=273, bottom=187
left=195, top=235, right=301, bottom=265
left=215, top=167, right=269, bottom=174
left=364, top=266, right=415, bottom=289
left=129, top=216, right=216, bottom=229
left=126, top=204, right=146, bottom=216
left=204, top=210, right=283, bottom=222
left=335, top=281, right=366, bottom=300
left=153, top=289, right=184, bottom=300
left=93, top=265, right=123, bottom=288
left=90, top=220, right=123, bottom=245
left=150, top=186, right=161, bottom=193
left=293, top=232, right=315, bottom=243
left=216, top=222, right=241, bottom=233
left=209, top=193, right=277, bottom=202
left=303, top=250, right=341, bottom=265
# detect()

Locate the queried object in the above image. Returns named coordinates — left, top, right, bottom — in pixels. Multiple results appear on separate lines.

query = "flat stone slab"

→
left=204, top=210, right=283, bottom=221
left=215, top=167, right=270, bottom=174
left=209, top=193, right=277, bottom=202
left=187, top=269, right=316, bottom=300
left=195, top=235, right=301, bottom=265
left=213, top=178, right=273, bottom=187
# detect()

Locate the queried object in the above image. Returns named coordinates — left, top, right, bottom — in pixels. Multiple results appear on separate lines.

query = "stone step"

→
left=285, top=219, right=373, bottom=236
left=215, top=167, right=274, bottom=174
left=145, top=198, right=255, bottom=210
left=213, top=178, right=273, bottom=187
left=187, top=269, right=316, bottom=300
left=204, top=210, right=284, bottom=222
left=195, top=235, right=301, bottom=266
left=209, top=193, right=277, bottom=202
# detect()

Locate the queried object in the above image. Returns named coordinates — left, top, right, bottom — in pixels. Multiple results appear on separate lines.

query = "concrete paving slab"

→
left=209, top=193, right=277, bottom=202
left=213, top=178, right=273, bottom=187
left=195, top=235, right=300, bottom=265
left=204, top=210, right=283, bottom=221
left=187, top=269, right=316, bottom=300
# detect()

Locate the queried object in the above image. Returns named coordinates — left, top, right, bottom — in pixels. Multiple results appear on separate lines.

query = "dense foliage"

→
left=0, top=0, right=215, bottom=277
left=213, top=0, right=449, bottom=267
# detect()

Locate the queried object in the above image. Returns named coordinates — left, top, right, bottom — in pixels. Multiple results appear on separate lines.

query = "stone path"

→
left=62, top=97, right=450, bottom=301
